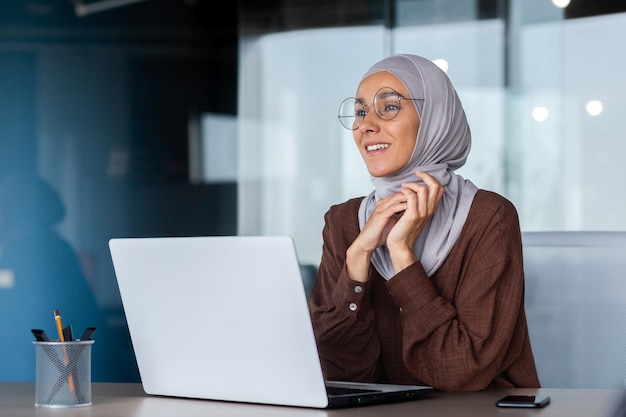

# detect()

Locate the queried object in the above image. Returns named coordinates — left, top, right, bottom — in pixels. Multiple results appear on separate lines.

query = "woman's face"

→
left=353, top=71, right=420, bottom=178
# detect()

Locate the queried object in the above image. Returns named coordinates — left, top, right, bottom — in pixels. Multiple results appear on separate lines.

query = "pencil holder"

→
left=33, top=340, right=94, bottom=407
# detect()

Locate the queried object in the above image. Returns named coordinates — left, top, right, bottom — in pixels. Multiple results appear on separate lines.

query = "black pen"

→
left=63, top=325, right=74, bottom=342
left=79, top=327, right=96, bottom=341
left=31, top=329, right=50, bottom=341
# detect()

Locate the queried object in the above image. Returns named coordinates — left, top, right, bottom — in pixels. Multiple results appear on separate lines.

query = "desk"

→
left=1, top=382, right=624, bottom=417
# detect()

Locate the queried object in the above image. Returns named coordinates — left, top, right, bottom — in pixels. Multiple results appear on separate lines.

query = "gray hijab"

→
left=357, top=54, right=478, bottom=279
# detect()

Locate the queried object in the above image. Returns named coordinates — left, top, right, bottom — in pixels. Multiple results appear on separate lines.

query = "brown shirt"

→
left=309, top=190, right=541, bottom=392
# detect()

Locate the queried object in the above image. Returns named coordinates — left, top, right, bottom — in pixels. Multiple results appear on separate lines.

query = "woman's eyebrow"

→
left=379, top=90, right=402, bottom=99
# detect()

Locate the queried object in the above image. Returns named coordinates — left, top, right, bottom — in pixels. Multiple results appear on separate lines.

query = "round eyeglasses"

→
left=338, top=87, right=423, bottom=130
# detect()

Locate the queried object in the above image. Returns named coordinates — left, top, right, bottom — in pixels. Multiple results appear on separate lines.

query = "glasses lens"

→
left=338, top=98, right=361, bottom=130
left=374, top=88, right=401, bottom=121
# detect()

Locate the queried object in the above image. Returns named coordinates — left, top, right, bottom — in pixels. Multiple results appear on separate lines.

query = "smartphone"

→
left=496, top=395, right=551, bottom=408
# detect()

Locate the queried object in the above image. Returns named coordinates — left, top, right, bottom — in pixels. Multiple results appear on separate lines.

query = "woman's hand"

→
left=346, top=171, right=444, bottom=281
left=386, top=171, right=444, bottom=272
left=346, top=190, right=405, bottom=282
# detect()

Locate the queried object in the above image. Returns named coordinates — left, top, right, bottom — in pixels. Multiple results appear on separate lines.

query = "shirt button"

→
left=354, top=285, right=363, bottom=294
left=349, top=303, right=357, bottom=311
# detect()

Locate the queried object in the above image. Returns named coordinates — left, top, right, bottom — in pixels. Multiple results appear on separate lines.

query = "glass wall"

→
left=0, top=1, right=238, bottom=381
left=238, top=0, right=626, bottom=389
left=238, top=0, right=626, bottom=265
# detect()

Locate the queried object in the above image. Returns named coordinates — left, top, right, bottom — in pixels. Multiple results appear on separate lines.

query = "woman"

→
left=309, top=54, right=540, bottom=392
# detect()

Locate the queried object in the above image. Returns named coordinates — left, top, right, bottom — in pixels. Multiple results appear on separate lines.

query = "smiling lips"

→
left=367, top=143, right=390, bottom=152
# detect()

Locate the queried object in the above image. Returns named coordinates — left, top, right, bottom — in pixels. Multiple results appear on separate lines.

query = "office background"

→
left=1, top=0, right=625, bottom=382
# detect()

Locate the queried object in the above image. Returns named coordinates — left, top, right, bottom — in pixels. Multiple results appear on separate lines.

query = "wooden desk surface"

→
left=1, top=382, right=624, bottom=417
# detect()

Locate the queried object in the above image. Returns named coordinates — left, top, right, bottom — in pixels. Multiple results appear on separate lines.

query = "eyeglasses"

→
left=338, top=87, right=423, bottom=130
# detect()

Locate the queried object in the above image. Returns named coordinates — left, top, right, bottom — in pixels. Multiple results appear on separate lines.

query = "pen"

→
left=79, top=327, right=96, bottom=341
left=63, top=325, right=74, bottom=342
left=54, top=309, right=76, bottom=398
left=31, top=329, right=50, bottom=342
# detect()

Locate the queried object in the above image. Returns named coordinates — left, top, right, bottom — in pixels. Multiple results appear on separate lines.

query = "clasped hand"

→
left=347, top=171, right=444, bottom=281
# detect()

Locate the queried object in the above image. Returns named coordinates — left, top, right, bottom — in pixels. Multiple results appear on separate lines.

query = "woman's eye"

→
left=382, top=103, right=399, bottom=113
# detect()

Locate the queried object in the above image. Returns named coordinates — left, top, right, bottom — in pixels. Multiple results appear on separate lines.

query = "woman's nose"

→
left=358, top=109, right=379, bottom=132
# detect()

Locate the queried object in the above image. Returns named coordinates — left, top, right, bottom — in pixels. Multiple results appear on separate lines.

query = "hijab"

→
left=357, top=54, right=479, bottom=278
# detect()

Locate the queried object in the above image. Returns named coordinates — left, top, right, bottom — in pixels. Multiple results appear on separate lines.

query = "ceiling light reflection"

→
left=551, top=0, right=571, bottom=8
left=532, top=106, right=549, bottom=122
left=585, top=100, right=603, bottom=116
left=432, top=58, right=449, bottom=73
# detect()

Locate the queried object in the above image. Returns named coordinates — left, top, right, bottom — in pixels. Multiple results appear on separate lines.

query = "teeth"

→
left=367, top=144, right=390, bottom=151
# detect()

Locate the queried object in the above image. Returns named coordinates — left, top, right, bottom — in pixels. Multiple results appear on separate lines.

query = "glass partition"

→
left=0, top=1, right=237, bottom=382
left=238, top=0, right=626, bottom=266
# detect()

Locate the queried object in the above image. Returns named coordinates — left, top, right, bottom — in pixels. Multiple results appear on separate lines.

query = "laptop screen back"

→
left=109, top=235, right=330, bottom=408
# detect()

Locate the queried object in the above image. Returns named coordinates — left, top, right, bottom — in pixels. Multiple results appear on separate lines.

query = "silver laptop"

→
left=109, top=235, right=433, bottom=409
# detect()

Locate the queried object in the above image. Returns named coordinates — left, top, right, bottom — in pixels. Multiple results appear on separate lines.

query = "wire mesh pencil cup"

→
left=33, top=340, right=94, bottom=407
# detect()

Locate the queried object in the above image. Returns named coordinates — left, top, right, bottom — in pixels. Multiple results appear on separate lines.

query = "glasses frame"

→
left=337, top=87, right=423, bottom=131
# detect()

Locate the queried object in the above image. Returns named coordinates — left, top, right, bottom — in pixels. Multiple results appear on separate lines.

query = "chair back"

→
left=299, top=264, right=318, bottom=300
left=522, top=231, right=626, bottom=388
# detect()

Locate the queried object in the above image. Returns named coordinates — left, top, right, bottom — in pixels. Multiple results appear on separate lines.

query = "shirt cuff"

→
left=385, top=261, right=438, bottom=315
left=330, top=264, right=372, bottom=317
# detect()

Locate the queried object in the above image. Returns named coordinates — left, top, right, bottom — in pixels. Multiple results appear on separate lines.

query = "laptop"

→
left=108, top=235, right=434, bottom=409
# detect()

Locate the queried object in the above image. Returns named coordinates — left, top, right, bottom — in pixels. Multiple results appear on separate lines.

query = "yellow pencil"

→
left=54, top=309, right=65, bottom=343
left=54, top=309, right=76, bottom=397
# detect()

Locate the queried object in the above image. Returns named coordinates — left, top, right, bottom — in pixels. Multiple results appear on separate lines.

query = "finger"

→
left=374, top=192, right=409, bottom=216
left=398, top=186, right=427, bottom=219
left=400, top=181, right=440, bottom=217
left=414, top=171, right=442, bottom=188
left=413, top=171, right=444, bottom=207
